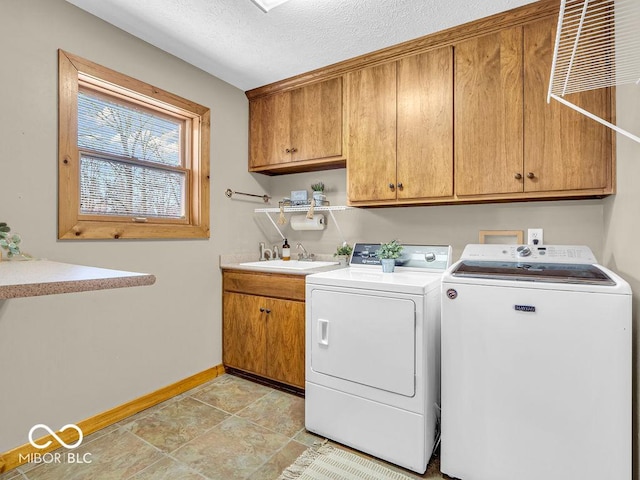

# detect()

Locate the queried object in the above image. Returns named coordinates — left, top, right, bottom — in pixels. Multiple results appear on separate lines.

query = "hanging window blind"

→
left=77, top=88, right=187, bottom=219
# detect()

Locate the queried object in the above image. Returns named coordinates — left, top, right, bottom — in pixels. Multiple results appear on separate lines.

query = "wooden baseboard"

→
left=0, top=364, right=225, bottom=473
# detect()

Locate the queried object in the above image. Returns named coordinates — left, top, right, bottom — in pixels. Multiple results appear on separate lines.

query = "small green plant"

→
left=334, top=243, right=353, bottom=257
left=311, top=182, right=325, bottom=192
left=376, top=240, right=403, bottom=259
left=0, top=222, right=21, bottom=258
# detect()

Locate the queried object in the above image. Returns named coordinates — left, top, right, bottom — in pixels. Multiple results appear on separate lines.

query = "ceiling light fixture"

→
left=250, top=0, right=291, bottom=13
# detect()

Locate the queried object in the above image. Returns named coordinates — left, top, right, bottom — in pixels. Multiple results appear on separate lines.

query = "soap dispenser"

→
left=282, top=238, right=291, bottom=261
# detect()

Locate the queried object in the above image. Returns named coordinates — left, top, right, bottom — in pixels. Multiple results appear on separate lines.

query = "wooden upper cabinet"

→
left=247, top=0, right=614, bottom=201
left=397, top=48, right=454, bottom=200
left=347, top=47, right=454, bottom=204
left=523, top=17, right=612, bottom=193
left=249, top=92, right=291, bottom=168
left=290, top=78, right=342, bottom=162
left=454, top=18, right=612, bottom=199
left=346, top=62, right=397, bottom=202
left=249, top=77, right=343, bottom=174
left=454, top=27, right=524, bottom=196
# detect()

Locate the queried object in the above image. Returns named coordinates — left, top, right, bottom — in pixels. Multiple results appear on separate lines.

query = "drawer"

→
left=223, top=270, right=306, bottom=301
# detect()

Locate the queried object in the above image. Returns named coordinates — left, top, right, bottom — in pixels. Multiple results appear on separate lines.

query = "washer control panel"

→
left=460, top=244, right=598, bottom=264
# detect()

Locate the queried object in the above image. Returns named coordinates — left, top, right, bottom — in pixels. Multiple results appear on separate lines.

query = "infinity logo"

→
left=28, top=424, right=83, bottom=450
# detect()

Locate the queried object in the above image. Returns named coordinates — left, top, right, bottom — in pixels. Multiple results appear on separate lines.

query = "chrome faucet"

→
left=296, top=242, right=315, bottom=261
left=259, top=242, right=273, bottom=261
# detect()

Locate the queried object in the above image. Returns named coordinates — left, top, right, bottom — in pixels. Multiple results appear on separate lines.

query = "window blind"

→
left=80, top=154, right=186, bottom=218
left=78, top=90, right=182, bottom=166
left=77, top=89, right=186, bottom=219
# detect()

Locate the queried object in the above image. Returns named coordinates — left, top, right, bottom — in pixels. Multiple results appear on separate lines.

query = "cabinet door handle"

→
left=397, top=182, right=403, bottom=190
left=388, top=183, right=395, bottom=190
left=259, top=307, right=265, bottom=313
left=265, top=309, right=271, bottom=314
left=514, top=173, right=523, bottom=180
left=290, top=147, right=297, bottom=153
left=527, top=172, right=536, bottom=179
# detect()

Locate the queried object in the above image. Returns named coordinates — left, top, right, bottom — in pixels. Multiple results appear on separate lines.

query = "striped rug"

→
left=278, top=441, right=413, bottom=480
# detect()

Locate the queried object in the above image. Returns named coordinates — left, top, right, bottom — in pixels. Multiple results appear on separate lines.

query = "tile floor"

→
left=1, top=374, right=445, bottom=480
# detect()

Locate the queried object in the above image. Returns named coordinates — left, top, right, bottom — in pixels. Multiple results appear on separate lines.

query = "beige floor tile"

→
left=172, top=416, right=290, bottom=480
left=127, top=456, right=206, bottom=479
left=247, top=440, right=307, bottom=480
left=24, top=430, right=163, bottom=480
left=0, top=469, right=24, bottom=480
left=126, top=396, right=228, bottom=453
left=236, top=390, right=305, bottom=438
left=292, top=429, right=324, bottom=447
left=116, top=397, right=179, bottom=429
left=191, top=374, right=272, bottom=414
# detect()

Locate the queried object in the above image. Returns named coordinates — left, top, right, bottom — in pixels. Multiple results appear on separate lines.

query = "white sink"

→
left=239, top=260, right=339, bottom=270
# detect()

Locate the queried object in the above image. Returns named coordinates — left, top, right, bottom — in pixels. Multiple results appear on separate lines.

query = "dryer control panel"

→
left=460, top=244, right=597, bottom=264
left=350, top=243, right=452, bottom=271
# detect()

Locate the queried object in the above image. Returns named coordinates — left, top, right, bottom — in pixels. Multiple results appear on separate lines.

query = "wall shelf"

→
left=254, top=205, right=351, bottom=213
left=254, top=205, right=352, bottom=243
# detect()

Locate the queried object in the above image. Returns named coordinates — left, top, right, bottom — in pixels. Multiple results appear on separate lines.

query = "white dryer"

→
left=441, top=244, right=631, bottom=480
left=305, top=243, right=452, bottom=474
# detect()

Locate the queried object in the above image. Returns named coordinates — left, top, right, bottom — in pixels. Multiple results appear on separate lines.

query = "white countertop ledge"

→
left=0, top=260, right=156, bottom=299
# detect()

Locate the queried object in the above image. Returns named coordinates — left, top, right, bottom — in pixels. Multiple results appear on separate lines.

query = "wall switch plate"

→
left=528, top=228, right=544, bottom=245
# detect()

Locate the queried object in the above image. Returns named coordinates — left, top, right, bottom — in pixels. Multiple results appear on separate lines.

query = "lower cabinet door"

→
left=223, top=292, right=267, bottom=376
left=266, top=298, right=306, bottom=388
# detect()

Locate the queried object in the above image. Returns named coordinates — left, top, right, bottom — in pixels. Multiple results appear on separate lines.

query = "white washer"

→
left=441, top=244, right=631, bottom=480
left=305, top=243, right=452, bottom=474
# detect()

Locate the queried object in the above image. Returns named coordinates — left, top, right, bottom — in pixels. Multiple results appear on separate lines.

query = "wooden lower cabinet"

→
left=222, top=271, right=306, bottom=389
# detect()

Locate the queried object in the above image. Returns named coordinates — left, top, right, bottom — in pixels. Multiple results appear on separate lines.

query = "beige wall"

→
left=603, top=83, right=640, bottom=477
left=0, top=0, right=266, bottom=452
left=264, top=169, right=605, bottom=261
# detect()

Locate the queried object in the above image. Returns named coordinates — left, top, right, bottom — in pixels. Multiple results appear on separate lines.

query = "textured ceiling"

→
left=65, top=0, right=538, bottom=91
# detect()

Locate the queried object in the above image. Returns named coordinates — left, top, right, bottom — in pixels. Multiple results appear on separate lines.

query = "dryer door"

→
left=309, top=289, right=416, bottom=397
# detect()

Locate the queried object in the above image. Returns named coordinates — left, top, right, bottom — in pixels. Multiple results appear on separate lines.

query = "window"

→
left=58, top=50, right=210, bottom=239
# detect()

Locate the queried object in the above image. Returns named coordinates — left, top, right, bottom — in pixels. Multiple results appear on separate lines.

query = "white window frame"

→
left=58, top=50, right=210, bottom=239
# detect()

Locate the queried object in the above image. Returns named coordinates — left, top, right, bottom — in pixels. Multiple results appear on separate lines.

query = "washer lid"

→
left=451, top=260, right=616, bottom=285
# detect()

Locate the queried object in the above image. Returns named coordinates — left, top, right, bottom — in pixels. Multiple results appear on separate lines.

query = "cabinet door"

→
left=397, top=47, right=454, bottom=200
left=455, top=27, right=524, bottom=196
left=249, top=91, right=291, bottom=168
left=291, top=77, right=342, bottom=162
left=524, top=17, right=612, bottom=193
left=347, top=62, right=397, bottom=202
left=266, top=298, right=305, bottom=388
left=223, top=292, right=267, bottom=376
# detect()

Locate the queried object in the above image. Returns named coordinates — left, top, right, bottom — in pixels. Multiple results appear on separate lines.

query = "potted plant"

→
left=311, top=182, right=325, bottom=203
left=0, top=222, right=22, bottom=260
left=334, top=243, right=353, bottom=266
left=376, top=240, right=403, bottom=273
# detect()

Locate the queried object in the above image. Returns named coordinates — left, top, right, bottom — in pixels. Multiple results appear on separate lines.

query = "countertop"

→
left=220, top=253, right=346, bottom=275
left=0, top=259, right=156, bottom=299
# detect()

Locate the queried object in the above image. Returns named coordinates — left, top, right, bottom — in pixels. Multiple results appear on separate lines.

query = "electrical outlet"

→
left=528, top=228, right=544, bottom=245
